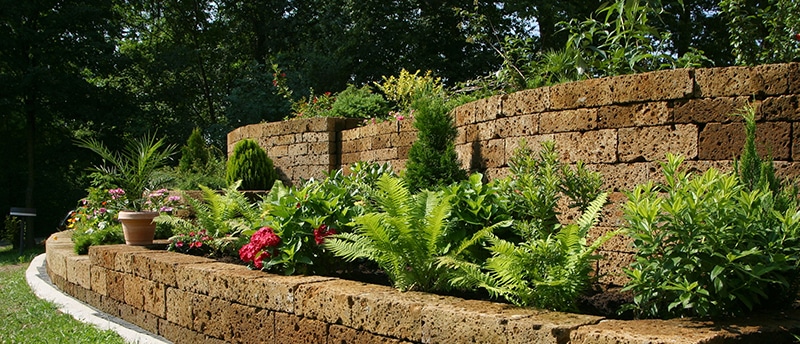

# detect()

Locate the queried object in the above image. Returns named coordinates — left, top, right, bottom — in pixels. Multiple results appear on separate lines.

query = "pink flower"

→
left=168, top=195, right=181, bottom=202
left=176, top=241, right=184, bottom=248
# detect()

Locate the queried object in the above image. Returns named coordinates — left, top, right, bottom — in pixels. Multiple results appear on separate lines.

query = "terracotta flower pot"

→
left=118, top=211, right=158, bottom=245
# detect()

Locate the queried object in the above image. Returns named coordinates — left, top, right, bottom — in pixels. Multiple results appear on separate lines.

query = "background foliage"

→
left=0, top=0, right=798, bottom=241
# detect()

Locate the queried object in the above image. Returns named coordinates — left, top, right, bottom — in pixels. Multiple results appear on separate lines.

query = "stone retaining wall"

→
left=45, top=231, right=800, bottom=343
left=227, top=63, right=800, bottom=287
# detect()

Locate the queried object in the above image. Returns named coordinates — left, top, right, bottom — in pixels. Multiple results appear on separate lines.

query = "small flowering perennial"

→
left=313, top=224, right=336, bottom=245
left=168, top=229, right=212, bottom=255
left=239, top=227, right=281, bottom=269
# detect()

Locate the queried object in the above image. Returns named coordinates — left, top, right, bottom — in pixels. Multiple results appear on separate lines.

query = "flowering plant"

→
left=76, top=133, right=177, bottom=211
left=69, top=187, right=126, bottom=254
left=168, top=229, right=213, bottom=255
left=103, top=188, right=183, bottom=213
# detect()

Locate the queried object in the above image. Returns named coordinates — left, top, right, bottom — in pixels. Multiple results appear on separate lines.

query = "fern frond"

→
left=576, top=192, right=607, bottom=237
left=374, top=174, right=412, bottom=217
left=325, top=233, right=378, bottom=262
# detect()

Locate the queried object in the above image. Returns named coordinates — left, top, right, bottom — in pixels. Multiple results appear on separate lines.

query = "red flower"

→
left=313, top=224, right=337, bottom=245
left=795, top=33, right=800, bottom=42
left=254, top=251, right=271, bottom=269
left=251, top=227, right=281, bottom=248
left=239, top=243, right=258, bottom=262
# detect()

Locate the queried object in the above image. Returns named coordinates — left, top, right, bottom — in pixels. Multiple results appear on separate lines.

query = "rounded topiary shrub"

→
left=226, top=139, right=277, bottom=190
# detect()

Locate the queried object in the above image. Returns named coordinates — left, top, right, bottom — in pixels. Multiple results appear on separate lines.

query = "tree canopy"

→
left=0, top=0, right=797, bottom=238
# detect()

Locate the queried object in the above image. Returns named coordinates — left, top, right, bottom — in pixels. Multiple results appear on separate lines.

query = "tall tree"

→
left=0, top=0, right=123, bottom=239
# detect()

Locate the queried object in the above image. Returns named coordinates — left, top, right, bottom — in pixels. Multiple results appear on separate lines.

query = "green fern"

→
left=442, top=192, right=617, bottom=311
left=155, top=181, right=258, bottom=240
left=326, top=174, right=505, bottom=292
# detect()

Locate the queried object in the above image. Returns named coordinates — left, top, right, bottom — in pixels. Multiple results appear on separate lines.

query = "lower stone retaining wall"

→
left=45, top=231, right=800, bottom=343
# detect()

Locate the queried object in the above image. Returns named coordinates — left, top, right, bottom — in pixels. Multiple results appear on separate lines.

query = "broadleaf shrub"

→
left=623, top=108, right=800, bottom=319
left=226, top=139, right=277, bottom=190
left=329, top=85, right=389, bottom=119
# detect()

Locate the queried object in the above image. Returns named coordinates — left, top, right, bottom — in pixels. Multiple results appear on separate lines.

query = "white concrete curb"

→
left=25, top=253, right=172, bottom=344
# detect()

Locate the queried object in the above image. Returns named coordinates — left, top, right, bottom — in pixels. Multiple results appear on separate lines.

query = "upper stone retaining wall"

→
left=46, top=231, right=800, bottom=343
left=228, top=63, right=800, bottom=286
left=229, top=63, right=800, bottom=187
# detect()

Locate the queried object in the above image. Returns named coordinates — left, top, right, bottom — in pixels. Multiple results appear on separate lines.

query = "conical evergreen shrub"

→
left=404, top=94, right=466, bottom=191
left=226, top=139, right=277, bottom=190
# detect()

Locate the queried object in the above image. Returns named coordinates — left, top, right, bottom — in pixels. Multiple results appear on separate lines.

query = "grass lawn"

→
left=0, top=245, right=126, bottom=344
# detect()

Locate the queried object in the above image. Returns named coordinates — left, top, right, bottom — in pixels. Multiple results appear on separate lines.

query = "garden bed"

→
left=45, top=231, right=800, bottom=344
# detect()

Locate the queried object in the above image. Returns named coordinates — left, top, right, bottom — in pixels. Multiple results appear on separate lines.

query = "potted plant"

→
left=77, top=133, right=178, bottom=245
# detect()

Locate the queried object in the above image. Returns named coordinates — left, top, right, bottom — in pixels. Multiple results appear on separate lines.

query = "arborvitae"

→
left=226, top=139, right=277, bottom=190
left=179, top=127, right=210, bottom=173
left=404, top=95, right=466, bottom=191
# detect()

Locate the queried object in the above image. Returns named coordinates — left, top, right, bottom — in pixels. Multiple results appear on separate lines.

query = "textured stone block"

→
left=309, top=141, right=334, bottom=155
left=106, top=270, right=126, bottom=302
left=166, top=287, right=194, bottom=328
left=328, top=324, right=411, bottom=344
left=618, top=125, right=698, bottom=162
left=497, top=114, right=538, bottom=138
left=699, top=121, right=790, bottom=160
left=46, top=247, right=69, bottom=280
left=612, top=69, right=695, bottom=103
left=124, top=273, right=166, bottom=317
left=595, top=251, right=635, bottom=287
left=226, top=303, right=275, bottom=343
left=673, top=96, right=753, bottom=124
left=598, top=102, right=671, bottom=129
left=473, top=95, right=503, bottom=123
left=502, top=87, right=550, bottom=116
left=753, top=63, right=792, bottom=96
left=477, top=121, right=500, bottom=141
left=570, top=315, right=800, bottom=344
left=589, top=162, right=657, bottom=193
left=349, top=290, right=452, bottom=341
left=191, top=293, right=231, bottom=339
left=301, top=131, right=333, bottom=143
left=395, top=131, right=417, bottom=147
left=420, top=299, right=602, bottom=344
left=158, top=319, right=206, bottom=344
left=118, top=301, right=159, bottom=334
left=790, top=63, right=800, bottom=93
left=549, top=77, right=613, bottom=110
left=89, top=244, right=147, bottom=271
left=287, top=142, right=309, bottom=156
left=295, top=280, right=389, bottom=326
left=554, top=130, right=618, bottom=164
left=453, top=101, right=478, bottom=126
left=370, top=134, right=393, bottom=149
left=133, top=252, right=214, bottom=288
left=478, top=139, right=506, bottom=169
left=90, top=265, right=108, bottom=296
left=760, top=95, right=800, bottom=121
left=695, top=66, right=757, bottom=97
left=274, top=312, right=329, bottom=344
left=540, top=109, right=598, bottom=133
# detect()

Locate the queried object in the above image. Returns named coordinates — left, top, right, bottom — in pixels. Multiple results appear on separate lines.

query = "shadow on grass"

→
left=0, top=245, right=45, bottom=266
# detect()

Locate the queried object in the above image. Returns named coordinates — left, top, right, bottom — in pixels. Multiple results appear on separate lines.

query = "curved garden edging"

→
left=45, top=231, right=800, bottom=343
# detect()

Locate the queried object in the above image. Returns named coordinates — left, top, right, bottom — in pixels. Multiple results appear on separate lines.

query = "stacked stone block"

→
left=46, top=231, right=800, bottom=343
left=339, top=118, right=417, bottom=174
left=227, top=117, right=360, bottom=186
